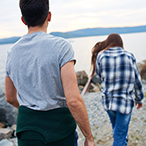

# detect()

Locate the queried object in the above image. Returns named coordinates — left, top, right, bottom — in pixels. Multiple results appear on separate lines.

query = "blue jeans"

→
left=75, top=130, right=78, bottom=146
left=106, top=110, right=131, bottom=146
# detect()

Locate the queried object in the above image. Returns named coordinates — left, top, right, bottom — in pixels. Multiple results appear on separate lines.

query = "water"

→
left=0, top=44, right=13, bottom=85
left=69, top=32, right=146, bottom=75
left=0, top=32, right=146, bottom=84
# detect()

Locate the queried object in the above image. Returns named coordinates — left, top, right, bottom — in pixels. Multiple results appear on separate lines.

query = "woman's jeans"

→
left=106, top=110, right=131, bottom=146
left=75, top=130, right=78, bottom=146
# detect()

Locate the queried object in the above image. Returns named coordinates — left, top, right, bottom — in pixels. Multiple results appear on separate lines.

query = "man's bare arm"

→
left=61, top=61, right=95, bottom=146
left=5, top=76, right=19, bottom=108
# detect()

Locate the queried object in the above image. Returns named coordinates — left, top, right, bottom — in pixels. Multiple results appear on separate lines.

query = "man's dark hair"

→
left=19, top=0, right=49, bottom=27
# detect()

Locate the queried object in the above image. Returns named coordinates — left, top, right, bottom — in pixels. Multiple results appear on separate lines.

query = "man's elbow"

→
left=5, top=96, right=14, bottom=105
left=66, top=95, right=83, bottom=108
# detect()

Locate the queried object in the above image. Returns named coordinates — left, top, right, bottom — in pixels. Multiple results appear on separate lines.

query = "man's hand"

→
left=135, top=103, right=143, bottom=109
left=84, top=139, right=95, bottom=146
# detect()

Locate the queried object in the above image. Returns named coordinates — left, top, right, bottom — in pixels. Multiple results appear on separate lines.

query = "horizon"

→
left=0, top=24, right=146, bottom=40
left=0, top=0, right=146, bottom=39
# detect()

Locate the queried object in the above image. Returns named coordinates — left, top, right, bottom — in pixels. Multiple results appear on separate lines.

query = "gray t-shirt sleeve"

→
left=59, top=40, right=76, bottom=68
left=5, top=51, right=11, bottom=77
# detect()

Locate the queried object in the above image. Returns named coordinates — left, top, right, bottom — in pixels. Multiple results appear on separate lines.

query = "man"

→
left=5, top=0, right=95, bottom=146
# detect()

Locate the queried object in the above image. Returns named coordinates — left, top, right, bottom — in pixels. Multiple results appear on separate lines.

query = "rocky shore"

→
left=0, top=89, right=146, bottom=146
left=0, top=71, right=146, bottom=145
left=77, top=83, right=146, bottom=146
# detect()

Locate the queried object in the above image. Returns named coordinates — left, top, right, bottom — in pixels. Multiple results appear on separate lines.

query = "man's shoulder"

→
left=22, top=32, right=71, bottom=47
left=48, top=34, right=71, bottom=46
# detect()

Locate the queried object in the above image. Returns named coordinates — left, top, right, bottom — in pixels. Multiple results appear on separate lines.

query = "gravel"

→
left=77, top=86, right=146, bottom=146
left=2, top=83, right=146, bottom=146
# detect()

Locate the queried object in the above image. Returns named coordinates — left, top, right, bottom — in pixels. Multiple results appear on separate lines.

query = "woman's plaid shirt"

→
left=95, top=47, right=144, bottom=114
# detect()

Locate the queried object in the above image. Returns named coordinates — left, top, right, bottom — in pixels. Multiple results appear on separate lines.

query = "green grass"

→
left=144, top=92, right=146, bottom=97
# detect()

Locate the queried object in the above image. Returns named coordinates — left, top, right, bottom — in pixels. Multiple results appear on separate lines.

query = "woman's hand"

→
left=135, top=103, right=143, bottom=109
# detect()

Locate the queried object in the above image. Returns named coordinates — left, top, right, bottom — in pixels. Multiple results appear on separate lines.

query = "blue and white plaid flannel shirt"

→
left=95, top=47, right=144, bottom=114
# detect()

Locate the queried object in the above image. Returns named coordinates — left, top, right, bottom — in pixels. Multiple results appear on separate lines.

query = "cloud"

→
left=0, top=0, right=146, bottom=38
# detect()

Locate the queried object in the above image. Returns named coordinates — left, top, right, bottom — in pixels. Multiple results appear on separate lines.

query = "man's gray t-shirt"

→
left=6, top=31, right=76, bottom=111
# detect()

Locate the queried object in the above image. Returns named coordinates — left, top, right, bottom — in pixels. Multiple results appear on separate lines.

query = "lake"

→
left=0, top=32, right=146, bottom=85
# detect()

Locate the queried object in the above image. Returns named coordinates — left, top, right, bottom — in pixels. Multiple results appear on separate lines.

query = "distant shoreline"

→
left=0, top=25, right=146, bottom=45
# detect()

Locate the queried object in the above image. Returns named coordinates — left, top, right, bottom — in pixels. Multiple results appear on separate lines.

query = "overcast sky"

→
left=0, top=0, right=146, bottom=39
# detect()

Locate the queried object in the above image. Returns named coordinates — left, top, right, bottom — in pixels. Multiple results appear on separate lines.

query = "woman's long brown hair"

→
left=91, top=33, right=124, bottom=77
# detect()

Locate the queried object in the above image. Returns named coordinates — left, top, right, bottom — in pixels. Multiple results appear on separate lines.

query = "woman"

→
left=91, top=33, right=144, bottom=146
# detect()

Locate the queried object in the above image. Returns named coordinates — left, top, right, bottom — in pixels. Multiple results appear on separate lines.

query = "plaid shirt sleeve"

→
left=133, top=59, right=144, bottom=103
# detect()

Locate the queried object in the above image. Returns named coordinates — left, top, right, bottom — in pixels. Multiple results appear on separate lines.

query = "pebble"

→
left=1, top=84, right=146, bottom=146
left=0, top=139, right=13, bottom=146
left=77, top=84, right=146, bottom=146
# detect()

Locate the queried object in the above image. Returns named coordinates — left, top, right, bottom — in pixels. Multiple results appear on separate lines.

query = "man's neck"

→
left=27, top=26, right=47, bottom=34
left=27, top=20, right=48, bottom=34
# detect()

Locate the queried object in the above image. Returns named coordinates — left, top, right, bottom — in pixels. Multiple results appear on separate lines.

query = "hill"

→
left=0, top=25, right=146, bottom=44
left=0, top=37, right=21, bottom=45
left=50, top=25, right=146, bottom=38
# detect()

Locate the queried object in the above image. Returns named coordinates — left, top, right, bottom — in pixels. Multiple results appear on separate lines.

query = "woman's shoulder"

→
left=123, top=50, right=136, bottom=60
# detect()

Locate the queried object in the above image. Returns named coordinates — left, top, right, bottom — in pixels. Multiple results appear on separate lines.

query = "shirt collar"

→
left=108, top=47, right=123, bottom=51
